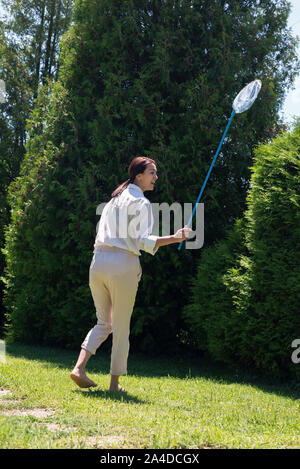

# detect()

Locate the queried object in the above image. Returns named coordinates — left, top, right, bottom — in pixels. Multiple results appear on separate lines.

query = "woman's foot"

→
left=70, top=369, right=97, bottom=388
left=109, top=384, right=126, bottom=392
left=109, top=374, right=125, bottom=392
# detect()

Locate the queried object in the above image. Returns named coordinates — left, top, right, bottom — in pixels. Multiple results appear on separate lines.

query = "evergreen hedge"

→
left=2, top=0, right=298, bottom=352
left=183, top=122, right=300, bottom=379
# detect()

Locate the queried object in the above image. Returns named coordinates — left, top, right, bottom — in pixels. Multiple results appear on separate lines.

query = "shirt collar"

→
left=128, top=183, right=144, bottom=197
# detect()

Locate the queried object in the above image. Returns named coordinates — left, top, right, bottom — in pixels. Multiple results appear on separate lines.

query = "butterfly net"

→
left=233, top=79, right=262, bottom=114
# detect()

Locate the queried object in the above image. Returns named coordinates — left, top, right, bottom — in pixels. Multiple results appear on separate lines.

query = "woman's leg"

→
left=109, top=374, right=121, bottom=391
left=70, top=252, right=112, bottom=388
left=70, top=348, right=97, bottom=388
left=107, top=256, right=141, bottom=390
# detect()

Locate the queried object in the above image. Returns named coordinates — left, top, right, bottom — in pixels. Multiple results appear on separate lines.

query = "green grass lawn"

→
left=0, top=342, right=299, bottom=449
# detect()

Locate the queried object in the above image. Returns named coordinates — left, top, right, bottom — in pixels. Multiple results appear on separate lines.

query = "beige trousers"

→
left=81, top=247, right=142, bottom=376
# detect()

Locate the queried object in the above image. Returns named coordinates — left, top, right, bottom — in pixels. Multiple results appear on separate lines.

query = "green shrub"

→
left=184, top=122, right=300, bottom=379
left=183, top=218, right=248, bottom=363
left=2, top=0, right=298, bottom=352
left=233, top=122, right=300, bottom=378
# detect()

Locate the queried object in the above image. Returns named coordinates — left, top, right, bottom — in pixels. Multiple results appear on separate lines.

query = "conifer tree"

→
left=0, top=0, right=73, bottom=334
left=231, top=120, right=300, bottom=378
left=183, top=121, right=300, bottom=378
left=2, top=0, right=299, bottom=350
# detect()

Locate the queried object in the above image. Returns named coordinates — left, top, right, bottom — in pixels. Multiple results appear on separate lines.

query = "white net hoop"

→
left=233, top=79, right=262, bottom=114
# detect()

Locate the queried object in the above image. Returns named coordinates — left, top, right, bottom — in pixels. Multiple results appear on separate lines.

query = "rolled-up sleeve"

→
left=128, top=199, right=159, bottom=255
left=139, top=234, right=158, bottom=255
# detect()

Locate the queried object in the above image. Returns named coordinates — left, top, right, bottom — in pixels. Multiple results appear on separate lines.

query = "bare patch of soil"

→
left=0, top=388, right=13, bottom=397
left=42, top=422, right=77, bottom=433
left=85, top=435, right=125, bottom=448
left=0, top=408, right=55, bottom=418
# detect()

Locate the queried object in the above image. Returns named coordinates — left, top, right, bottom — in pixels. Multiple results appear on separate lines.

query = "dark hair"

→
left=111, top=156, right=156, bottom=198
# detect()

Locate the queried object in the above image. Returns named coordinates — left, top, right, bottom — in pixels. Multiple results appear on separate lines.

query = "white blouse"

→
left=94, top=183, right=159, bottom=256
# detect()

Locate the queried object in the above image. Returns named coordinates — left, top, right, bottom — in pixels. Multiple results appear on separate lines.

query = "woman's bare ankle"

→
left=109, top=374, right=121, bottom=391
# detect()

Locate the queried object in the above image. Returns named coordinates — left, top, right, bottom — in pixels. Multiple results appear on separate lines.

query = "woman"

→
left=70, top=156, right=190, bottom=391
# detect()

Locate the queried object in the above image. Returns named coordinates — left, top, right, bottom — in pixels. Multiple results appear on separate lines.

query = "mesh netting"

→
left=233, top=79, right=262, bottom=114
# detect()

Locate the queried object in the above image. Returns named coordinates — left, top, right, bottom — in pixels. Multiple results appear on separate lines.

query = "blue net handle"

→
left=178, top=109, right=236, bottom=251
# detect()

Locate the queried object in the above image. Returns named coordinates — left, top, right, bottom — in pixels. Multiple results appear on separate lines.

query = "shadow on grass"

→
left=5, top=342, right=300, bottom=402
left=72, top=388, right=147, bottom=404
